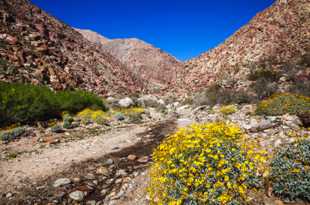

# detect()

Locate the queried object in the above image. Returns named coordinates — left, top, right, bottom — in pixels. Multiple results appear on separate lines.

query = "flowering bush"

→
left=219, top=105, right=238, bottom=115
left=149, top=122, right=267, bottom=205
left=256, top=93, right=310, bottom=116
left=270, top=140, right=310, bottom=202
left=77, top=108, right=110, bottom=125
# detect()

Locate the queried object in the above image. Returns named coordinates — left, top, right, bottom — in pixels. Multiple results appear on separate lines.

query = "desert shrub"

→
left=256, top=93, right=310, bottom=116
left=149, top=122, right=267, bottom=205
left=270, top=140, right=310, bottom=202
left=77, top=108, right=110, bottom=125
left=0, top=82, right=107, bottom=127
left=127, top=112, right=143, bottom=124
left=219, top=105, right=238, bottom=115
left=0, top=127, right=26, bottom=142
left=0, top=58, right=17, bottom=75
left=195, top=85, right=253, bottom=106
left=253, top=78, right=278, bottom=100
left=289, top=81, right=310, bottom=97
left=248, top=68, right=280, bottom=82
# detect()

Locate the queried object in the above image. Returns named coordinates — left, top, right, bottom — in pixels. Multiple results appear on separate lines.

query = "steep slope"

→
left=0, top=0, right=141, bottom=95
left=184, top=0, right=310, bottom=97
left=76, top=29, right=184, bottom=93
left=75, top=28, right=110, bottom=45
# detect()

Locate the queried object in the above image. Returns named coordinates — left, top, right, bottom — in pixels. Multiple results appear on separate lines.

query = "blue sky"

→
left=31, top=0, right=274, bottom=61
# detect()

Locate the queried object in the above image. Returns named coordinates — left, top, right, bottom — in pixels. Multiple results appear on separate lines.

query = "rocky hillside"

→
left=76, top=29, right=184, bottom=93
left=184, top=0, right=310, bottom=97
left=0, top=0, right=142, bottom=95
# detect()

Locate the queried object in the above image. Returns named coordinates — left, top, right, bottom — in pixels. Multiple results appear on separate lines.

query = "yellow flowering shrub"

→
left=219, top=105, right=238, bottom=115
left=256, top=93, right=310, bottom=116
left=149, top=122, right=267, bottom=205
left=77, top=108, right=110, bottom=124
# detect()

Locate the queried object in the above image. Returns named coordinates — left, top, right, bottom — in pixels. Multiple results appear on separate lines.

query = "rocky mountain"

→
left=184, top=0, right=310, bottom=97
left=76, top=29, right=184, bottom=93
left=0, top=0, right=142, bottom=95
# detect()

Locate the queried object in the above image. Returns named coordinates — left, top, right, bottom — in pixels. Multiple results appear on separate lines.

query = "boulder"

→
left=118, top=97, right=134, bottom=108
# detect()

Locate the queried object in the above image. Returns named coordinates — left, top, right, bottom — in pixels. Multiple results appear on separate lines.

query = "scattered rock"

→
left=104, top=158, right=114, bottom=166
left=53, top=178, right=71, bottom=188
left=100, top=189, right=108, bottom=196
left=69, top=190, right=85, bottom=201
left=96, top=167, right=109, bottom=176
left=127, top=154, right=137, bottom=161
left=137, top=156, right=149, bottom=163
left=116, top=169, right=127, bottom=177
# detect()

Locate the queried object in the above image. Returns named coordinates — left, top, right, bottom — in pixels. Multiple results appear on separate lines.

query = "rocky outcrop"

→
left=76, top=29, right=184, bottom=93
left=184, top=0, right=310, bottom=94
left=0, top=0, right=142, bottom=95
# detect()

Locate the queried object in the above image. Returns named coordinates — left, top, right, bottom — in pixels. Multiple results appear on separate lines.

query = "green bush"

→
left=271, top=140, right=310, bottom=202
left=0, top=82, right=107, bottom=127
left=256, top=93, right=310, bottom=116
left=56, top=90, right=107, bottom=113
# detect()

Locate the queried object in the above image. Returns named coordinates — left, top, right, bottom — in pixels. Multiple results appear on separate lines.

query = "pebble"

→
left=69, top=190, right=85, bottom=201
left=100, top=189, right=108, bottom=196
left=53, top=178, right=71, bottom=188
left=127, top=154, right=137, bottom=161
left=96, top=167, right=109, bottom=176
left=137, top=156, right=149, bottom=163
left=116, top=169, right=127, bottom=177
left=104, top=158, right=114, bottom=166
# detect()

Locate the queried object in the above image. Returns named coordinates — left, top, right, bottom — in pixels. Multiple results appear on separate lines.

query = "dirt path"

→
left=0, top=119, right=177, bottom=205
left=0, top=124, right=147, bottom=193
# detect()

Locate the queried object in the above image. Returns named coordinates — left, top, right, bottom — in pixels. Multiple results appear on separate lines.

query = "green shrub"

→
left=256, top=93, right=310, bottom=116
left=149, top=123, right=267, bottom=205
left=0, top=82, right=107, bottom=127
left=56, top=90, right=107, bottom=113
left=271, top=140, right=310, bottom=202
left=0, top=127, right=26, bottom=142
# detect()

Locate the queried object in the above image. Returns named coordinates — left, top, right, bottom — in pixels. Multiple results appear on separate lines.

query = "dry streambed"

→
left=0, top=119, right=176, bottom=205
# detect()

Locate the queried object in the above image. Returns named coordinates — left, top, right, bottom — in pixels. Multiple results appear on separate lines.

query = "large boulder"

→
left=118, top=97, right=134, bottom=108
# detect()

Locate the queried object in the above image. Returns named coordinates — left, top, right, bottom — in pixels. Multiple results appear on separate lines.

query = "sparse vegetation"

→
left=194, top=84, right=253, bottom=106
left=256, top=93, right=310, bottom=116
left=149, top=122, right=267, bottom=205
left=271, top=140, right=310, bottom=202
left=0, top=82, right=107, bottom=127
left=219, top=105, right=238, bottom=115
